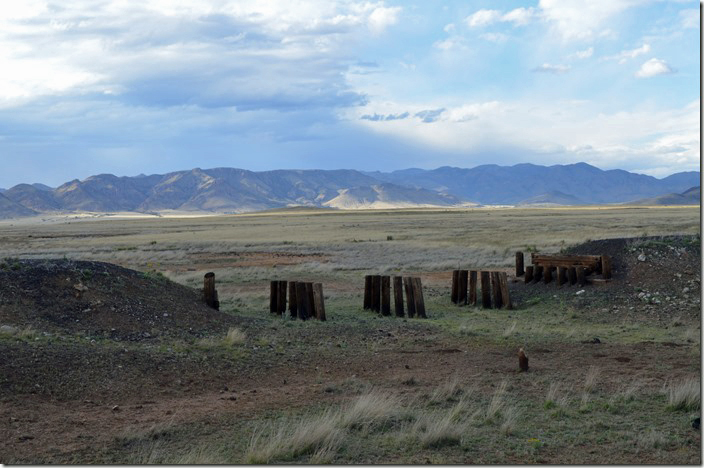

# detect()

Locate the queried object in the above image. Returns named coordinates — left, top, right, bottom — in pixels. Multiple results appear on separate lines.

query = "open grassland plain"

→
left=0, top=206, right=700, bottom=464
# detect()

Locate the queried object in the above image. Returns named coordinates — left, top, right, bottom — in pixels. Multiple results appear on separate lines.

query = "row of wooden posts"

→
left=514, top=252, right=612, bottom=285
left=363, top=275, right=427, bottom=318
left=451, top=270, right=512, bottom=309
left=270, top=280, right=326, bottom=321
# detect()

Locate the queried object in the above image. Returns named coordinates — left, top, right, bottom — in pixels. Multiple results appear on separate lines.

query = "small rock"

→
left=592, top=337, right=601, bottom=344
left=683, top=287, right=690, bottom=294
left=228, top=396, right=237, bottom=401
left=575, top=290, right=585, bottom=295
left=73, top=283, right=89, bottom=292
left=111, top=405, right=120, bottom=412
left=638, top=292, right=646, bottom=299
left=637, top=254, right=647, bottom=262
left=0, top=325, right=18, bottom=335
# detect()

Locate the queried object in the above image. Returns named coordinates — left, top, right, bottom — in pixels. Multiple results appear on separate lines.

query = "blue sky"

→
left=0, top=0, right=699, bottom=188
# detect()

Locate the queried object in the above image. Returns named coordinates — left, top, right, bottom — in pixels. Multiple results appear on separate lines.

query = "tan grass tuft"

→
left=584, top=366, right=600, bottom=393
left=487, top=381, right=508, bottom=420
left=224, top=327, right=246, bottom=346
left=666, top=377, right=700, bottom=411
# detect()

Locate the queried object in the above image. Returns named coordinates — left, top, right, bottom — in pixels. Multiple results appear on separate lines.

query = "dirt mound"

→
left=0, top=259, right=240, bottom=341
left=511, top=234, right=701, bottom=323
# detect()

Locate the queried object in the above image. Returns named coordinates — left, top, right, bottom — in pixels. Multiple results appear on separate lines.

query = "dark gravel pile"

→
left=0, top=259, right=241, bottom=341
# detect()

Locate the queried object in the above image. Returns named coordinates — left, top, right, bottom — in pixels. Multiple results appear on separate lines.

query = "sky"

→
left=0, top=0, right=700, bottom=188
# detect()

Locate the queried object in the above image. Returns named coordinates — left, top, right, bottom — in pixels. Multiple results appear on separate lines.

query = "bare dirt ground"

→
left=0, top=229, right=700, bottom=464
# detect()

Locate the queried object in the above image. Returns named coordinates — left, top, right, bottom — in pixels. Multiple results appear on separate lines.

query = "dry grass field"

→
left=0, top=205, right=700, bottom=464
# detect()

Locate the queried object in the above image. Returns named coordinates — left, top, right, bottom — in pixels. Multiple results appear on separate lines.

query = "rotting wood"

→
left=491, top=271, right=503, bottom=309
left=543, top=266, right=553, bottom=284
left=499, top=272, right=512, bottom=309
left=288, top=281, right=298, bottom=317
left=602, top=255, right=612, bottom=279
left=306, top=282, right=316, bottom=319
left=371, top=275, right=381, bottom=313
left=412, top=277, right=427, bottom=318
left=533, top=265, right=543, bottom=283
left=531, top=253, right=602, bottom=269
left=518, top=348, right=529, bottom=372
left=567, top=267, right=576, bottom=286
left=480, top=271, right=492, bottom=308
left=525, top=265, right=534, bottom=283
left=451, top=270, right=459, bottom=304
left=515, top=252, right=524, bottom=277
left=278, top=280, right=287, bottom=314
left=458, top=270, right=468, bottom=305
left=296, top=281, right=309, bottom=320
left=557, top=267, right=567, bottom=287
left=312, top=283, right=326, bottom=321
left=269, top=280, right=278, bottom=313
left=403, top=277, right=416, bottom=318
left=204, top=272, right=219, bottom=310
left=363, top=275, right=372, bottom=310
left=381, top=275, right=391, bottom=316
left=576, top=266, right=586, bottom=287
left=468, top=270, right=477, bottom=306
left=393, top=276, right=404, bottom=317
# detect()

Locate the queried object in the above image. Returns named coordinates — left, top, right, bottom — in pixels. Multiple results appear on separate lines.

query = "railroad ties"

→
left=515, top=252, right=612, bottom=286
left=270, top=280, right=326, bottom=321
left=452, top=269, right=511, bottom=309
left=363, top=275, right=426, bottom=318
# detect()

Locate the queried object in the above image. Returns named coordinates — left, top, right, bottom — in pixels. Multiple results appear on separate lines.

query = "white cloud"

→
left=433, top=36, right=468, bottom=51
left=501, top=7, right=536, bottom=26
left=635, top=58, right=674, bottom=78
left=465, top=9, right=502, bottom=28
left=615, top=43, right=651, bottom=64
left=531, top=63, right=570, bottom=74
left=538, top=0, right=642, bottom=41
left=443, top=23, right=456, bottom=33
left=480, top=32, right=509, bottom=43
left=352, top=99, right=699, bottom=175
left=465, top=7, right=536, bottom=28
left=367, top=6, right=401, bottom=35
left=570, top=47, right=594, bottom=59
left=679, top=9, right=698, bottom=29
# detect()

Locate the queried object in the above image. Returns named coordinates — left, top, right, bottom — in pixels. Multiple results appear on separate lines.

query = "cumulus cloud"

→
left=465, top=9, right=502, bottom=28
left=361, top=111, right=409, bottom=121
left=531, top=63, right=570, bottom=74
left=635, top=58, right=674, bottom=78
left=679, top=9, right=698, bottom=29
left=465, top=7, right=536, bottom=28
left=613, top=43, right=651, bottom=64
left=539, top=0, right=640, bottom=41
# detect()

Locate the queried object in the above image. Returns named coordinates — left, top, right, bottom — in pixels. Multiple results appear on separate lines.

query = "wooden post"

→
left=288, top=281, right=298, bottom=317
left=363, top=275, right=372, bottom=310
left=412, top=277, right=426, bottom=318
left=543, top=266, right=552, bottom=284
left=480, top=271, right=492, bottom=308
left=499, top=272, right=512, bottom=309
left=381, top=275, right=391, bottom=316
left=576, top=266, right=586, bottom=287
left=393, top=276, right=404, bottom=317
left=306, top=282, right=316, bottom=319
left=557, top=267, right=567, bottom=287
left=403, top=277, right=416, bottom=318
left=312, top=283, right=326, bottom=321
left=371, top=275, right=381, bottom=313
left=468, top=270, right=478, bottom=306
left=515, top=252, right=524, bottom=277
left=525, top=265, right=534, bottom=283
left=296, top=281, right=309, bottom=320
left=269, top=280, right=278, bottom=313
left=601, top=255, right=612, bottom=279
left=533, top=265, right=543, bottom=283
left=451, top=270, right=459, bottom=304
left=278, top=280, right=287, bottom=314
left=491, top=271, right=503, bottom=309
left=567, top=267, right=577, bottom=285
left=204, top=272, right=219, bottom=310
left=458, top=270, right=468, bottom=305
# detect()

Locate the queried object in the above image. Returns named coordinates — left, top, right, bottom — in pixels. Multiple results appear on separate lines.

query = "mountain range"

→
left=0, top=163, right=699, bottom=218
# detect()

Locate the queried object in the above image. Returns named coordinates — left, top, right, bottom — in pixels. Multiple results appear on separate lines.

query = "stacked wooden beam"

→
left=364, top=275, right=426, bottom=318
left=515, top=251, right=612, bottom=286
left=270, top=280, right=326, bottom=320
left=451, top=269, right=511, bottom=309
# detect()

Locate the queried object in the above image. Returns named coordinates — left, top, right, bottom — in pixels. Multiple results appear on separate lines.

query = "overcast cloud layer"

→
left=0, top=0, right=699, bottom=187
